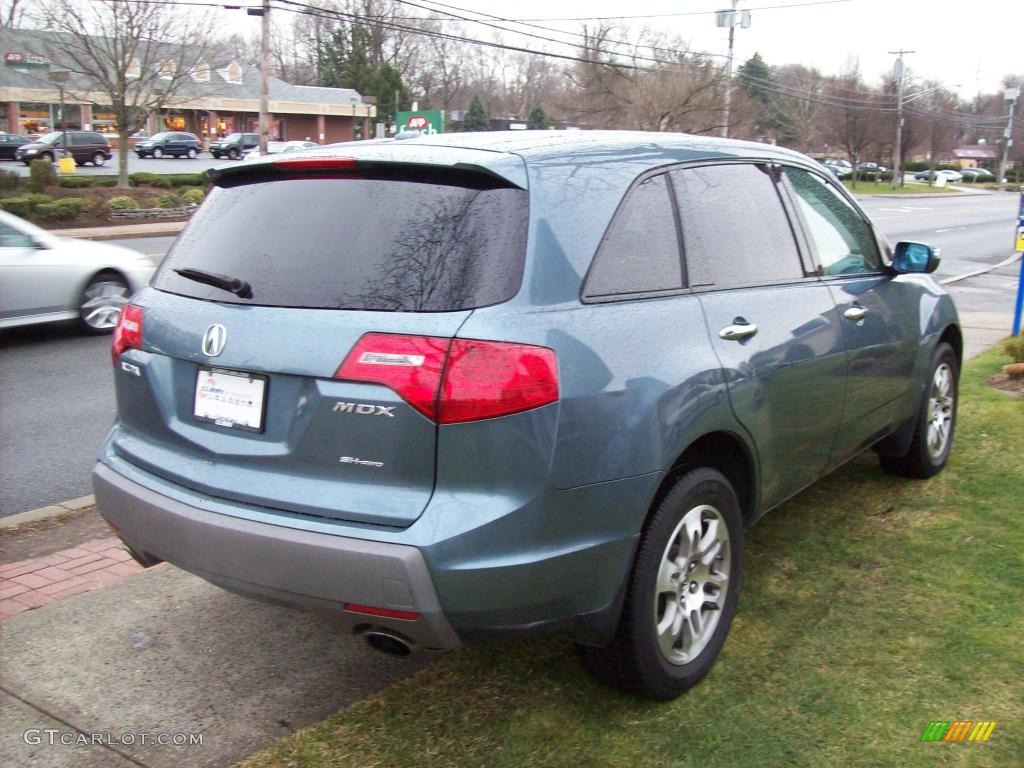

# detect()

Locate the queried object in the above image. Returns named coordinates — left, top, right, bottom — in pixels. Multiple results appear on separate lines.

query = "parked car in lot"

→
left=241, top=140, right=319, bottom=161
left=914, top=169, right=964, bottom=183
left=855, top=162, right=887, bottom=178
left=0, top=210, right=155, bottom=332
left=134, top=131, right=202, bottom=159
left=0, top=133, right=30, bottom=159
left=15, top=130, right=112, bottom=166
left=959, top=168, right=994, bottom=182
left=209, top=132, right=260, bottom=160
left=94, top=132, right=961, bottom=700
left=822, top=158, right=852, bottom=178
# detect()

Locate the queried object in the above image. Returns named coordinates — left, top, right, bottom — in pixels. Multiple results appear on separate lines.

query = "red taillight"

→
left=111, top=304, right=143, bottom=364
left=335, top=334, right=558, bottom=424
left=344, top=603, right=421, bottom=621
left=271, top=156, right=357, bottom=170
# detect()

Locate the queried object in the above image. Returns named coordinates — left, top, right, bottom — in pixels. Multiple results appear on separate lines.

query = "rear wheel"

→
left=78, top=272, right=129, bottom=334
left=91, top=152, right=106, bottom=166
left=880, top=342, right=958, bottom=478
left=580, top=468, right=743, bottom=699
left=186, top=148, right=198, bottom=159
left=152, top=147, right=163, bottom=159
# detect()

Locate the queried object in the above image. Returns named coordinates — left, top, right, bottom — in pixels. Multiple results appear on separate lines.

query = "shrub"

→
left=22, top=192, right=52, bottom=207
left=167, top=173, right=206, bottom=187
left=1003, top=334, right=1024, bottom=364
left=181, top=187, right=205, bottom=205
left=127, top=172, right=156, bottom=187
left=155, top=193, right=182, bottom=209
left=128, top=171, right=204, bottom=188
left=57, top=176, right=93, bottom=188
left=96, top=178, right=118, bottom=187
left=108, top=195, right=139, bottom=210
left=27, top=159, right=56, bottom=193
left=0, top=197, right=33, bottom=217
left=0, top=170, right=19, bottom=192
left=34, top=198, right=89, bottom=221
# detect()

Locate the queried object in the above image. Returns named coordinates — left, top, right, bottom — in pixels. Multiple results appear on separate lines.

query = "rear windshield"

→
left=153, top=175, right=529, bottom=312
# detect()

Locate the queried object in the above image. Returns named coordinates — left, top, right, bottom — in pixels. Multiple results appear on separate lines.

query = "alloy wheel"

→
left=80, top=277, right=129, bottom=330
left=926, top=362, right=955, bottom=460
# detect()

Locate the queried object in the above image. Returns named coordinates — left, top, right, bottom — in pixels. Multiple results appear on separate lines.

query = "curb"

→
left=1, top=496, right=95, bottom=530
left=940, top=253, right=1022, bottom=285
left=50, top=221, right=187, bottom=241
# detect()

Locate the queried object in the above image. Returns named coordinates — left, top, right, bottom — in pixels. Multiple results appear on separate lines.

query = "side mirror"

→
left=892, top=241, right=940, bottom=274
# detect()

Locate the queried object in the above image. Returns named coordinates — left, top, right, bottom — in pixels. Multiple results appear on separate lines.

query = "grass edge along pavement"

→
left=234, top=346, right=1022, bottom=768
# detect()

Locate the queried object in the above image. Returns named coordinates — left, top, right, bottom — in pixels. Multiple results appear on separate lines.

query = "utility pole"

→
left=716, top=2, right=750, bottom=139
left=247, top=0, right=270, bottom=153
left=889, top=49, right=914, bottom=190
left=997, top=87, right=1019, bottom=191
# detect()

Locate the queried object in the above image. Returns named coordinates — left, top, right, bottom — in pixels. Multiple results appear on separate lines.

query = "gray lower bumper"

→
left=92, top=462, right=461, bottom=650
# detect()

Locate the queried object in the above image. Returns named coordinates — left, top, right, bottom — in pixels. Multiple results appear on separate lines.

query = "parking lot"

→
left=1, top=151, right=236, bottom=177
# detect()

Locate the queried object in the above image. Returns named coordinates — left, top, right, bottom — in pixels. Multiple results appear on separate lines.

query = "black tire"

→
left=580, top=468, right=744, bottom=700
left=152, top=147, right=163, bottom=159
left=91, top=152, right=106, bottom=166
left=211, top=152, right=220, bottom=159
left=186, top=148, right=198, bottom=159
left=227, top=147, right=239, bottom=160
left=78, top=271, right=129, bottom=335
left=40, top=152, right=55, bottom=163
left=880, top=342, right=958, bottom=478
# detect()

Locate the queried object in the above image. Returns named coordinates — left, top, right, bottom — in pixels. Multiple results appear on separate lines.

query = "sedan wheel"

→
left=152, top=147, right=163, bottom=159
left=79, top=273, right=129, bottom=334
left=579, top=467, right=743, bottom=699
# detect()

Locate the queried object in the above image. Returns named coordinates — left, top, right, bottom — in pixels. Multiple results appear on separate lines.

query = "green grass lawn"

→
left=843, top=180, right=961, bottom=195
left=236, top=348, right=1023, bottom=768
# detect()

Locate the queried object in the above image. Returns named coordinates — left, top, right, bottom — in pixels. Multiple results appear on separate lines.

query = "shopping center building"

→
left=1, top=27, right=376, bottom=144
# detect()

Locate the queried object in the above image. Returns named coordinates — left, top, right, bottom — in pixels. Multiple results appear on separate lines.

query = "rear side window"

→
left=583, top=173, right=683, bottom=300
left=154, top=175, right=529, bottom=312
left=671, top=164, right=804, bottom=288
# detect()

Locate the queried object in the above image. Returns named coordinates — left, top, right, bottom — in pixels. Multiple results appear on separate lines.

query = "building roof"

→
left=953, top=146, right=998, bottom=159
left=0, top=27, right=370, bottom=113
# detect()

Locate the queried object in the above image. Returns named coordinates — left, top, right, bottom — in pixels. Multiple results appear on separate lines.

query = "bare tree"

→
left=25, top=0, right=216, bottom=186
left=1, top=0, right=24, bottom=27
left=823, top=67, right=884, bottom=187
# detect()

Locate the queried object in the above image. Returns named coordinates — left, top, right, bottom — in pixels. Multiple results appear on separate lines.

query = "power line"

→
left=505, top=0, right=855, bottom=23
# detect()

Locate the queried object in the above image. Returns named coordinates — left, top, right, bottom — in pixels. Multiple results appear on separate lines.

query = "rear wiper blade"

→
left=174, top=267, right=253, bottom=299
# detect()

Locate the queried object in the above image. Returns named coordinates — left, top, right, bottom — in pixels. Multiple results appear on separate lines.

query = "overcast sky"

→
left=220, top=0, right=1022, bottom=98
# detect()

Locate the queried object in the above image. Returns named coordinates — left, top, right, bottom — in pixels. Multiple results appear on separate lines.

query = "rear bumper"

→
left=92, top=462, right=461, bottom=651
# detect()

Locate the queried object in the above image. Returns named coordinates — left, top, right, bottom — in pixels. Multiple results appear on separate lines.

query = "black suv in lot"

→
left=209, top=132, right=259, bottom=160
left=15, top=131, right=112, bottom=166
left=135, top=131, right=202, bottom=159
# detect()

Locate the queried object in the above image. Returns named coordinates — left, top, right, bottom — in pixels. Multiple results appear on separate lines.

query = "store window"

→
left=18, top=103, right=51, bottom=136
left=92, top=106, right=119, bottom=136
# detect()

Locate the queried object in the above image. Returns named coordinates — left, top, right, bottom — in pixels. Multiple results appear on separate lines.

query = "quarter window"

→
left=781, top=167, right=881, bottom=275
left=670, top=164, right=804, bottom=288
left=583, top=173, right=684, bottom=299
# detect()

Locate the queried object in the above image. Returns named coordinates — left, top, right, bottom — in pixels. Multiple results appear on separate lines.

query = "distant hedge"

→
left=128, top=172, right=206, bottom=188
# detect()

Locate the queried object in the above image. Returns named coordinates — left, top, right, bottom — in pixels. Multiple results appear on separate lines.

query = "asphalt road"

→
left=0, top=191, right=1021, bottom=516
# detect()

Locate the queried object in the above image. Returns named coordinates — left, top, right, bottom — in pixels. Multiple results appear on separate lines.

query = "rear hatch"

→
left=111, top=155, right=529, bottom=527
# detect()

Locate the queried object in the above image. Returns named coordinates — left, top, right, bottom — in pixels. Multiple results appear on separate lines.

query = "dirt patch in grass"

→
left=987, top=370, right=1024, bottom=398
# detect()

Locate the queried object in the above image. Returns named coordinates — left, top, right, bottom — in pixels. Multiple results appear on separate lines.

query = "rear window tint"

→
left=153, top=175, right=529, bottom=312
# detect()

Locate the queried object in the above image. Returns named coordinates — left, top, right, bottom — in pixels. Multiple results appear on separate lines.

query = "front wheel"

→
left=152, top=147, right=163, bottom=159
left=880, top=342, right=958, bottom=478
left=40, top=152, right=55, bottom=163
left=78, top=272, right=130, bottom=334
left=580, top=468, right=744, bottom=699
left=227, top=147, right=239, bottom=160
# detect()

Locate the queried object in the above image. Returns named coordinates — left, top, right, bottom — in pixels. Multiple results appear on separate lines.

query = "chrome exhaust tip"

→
left=362, top=629, right=415, bottom=657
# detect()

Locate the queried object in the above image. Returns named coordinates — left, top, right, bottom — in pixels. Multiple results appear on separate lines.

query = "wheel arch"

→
left=649, top=431, right=759, bottom=531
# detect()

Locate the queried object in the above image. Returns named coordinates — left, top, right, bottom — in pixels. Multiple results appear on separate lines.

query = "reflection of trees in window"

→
left=356, top=191, right=484, bottom=311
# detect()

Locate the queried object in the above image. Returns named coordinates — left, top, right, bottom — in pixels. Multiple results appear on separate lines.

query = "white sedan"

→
left=241, top=140, right=320, bottom=161
left=0, top=210, right=155, bottom=333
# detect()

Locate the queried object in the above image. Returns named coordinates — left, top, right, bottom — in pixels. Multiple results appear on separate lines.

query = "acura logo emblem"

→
left=201, top=324, right=227, bottom=357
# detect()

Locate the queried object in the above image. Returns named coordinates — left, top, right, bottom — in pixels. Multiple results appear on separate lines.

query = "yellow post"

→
left=57, top=156, right=76, bottom=174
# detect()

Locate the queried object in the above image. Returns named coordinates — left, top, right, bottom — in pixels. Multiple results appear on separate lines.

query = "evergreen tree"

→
left=462, top=95, right=489, bottom=131
left=317, top=23, right=409, bottom=126
left=527, top=105, right=551, bottom=130
left=738, top=52, right=773, bottom=104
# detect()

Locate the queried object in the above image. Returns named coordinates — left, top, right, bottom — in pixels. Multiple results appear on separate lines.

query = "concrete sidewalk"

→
left=51, top=221, right=186, bottom=241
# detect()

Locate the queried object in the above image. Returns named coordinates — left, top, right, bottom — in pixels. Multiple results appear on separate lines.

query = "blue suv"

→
left=94, top=132, right=960, bottom=699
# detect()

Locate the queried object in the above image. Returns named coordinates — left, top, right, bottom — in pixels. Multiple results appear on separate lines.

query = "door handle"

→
left=718, top=322, right=759, bottom=341
left=844, top=305, right=869, bottom=321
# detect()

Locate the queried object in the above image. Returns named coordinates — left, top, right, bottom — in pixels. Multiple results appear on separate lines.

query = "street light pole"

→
left=49, top=68, right=70, bottom=159
left=716, top=2, right=750, bottom=139
left=242, top=0, right=271, bottom=153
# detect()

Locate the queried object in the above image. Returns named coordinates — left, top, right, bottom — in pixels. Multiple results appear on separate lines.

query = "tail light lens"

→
left=111, top=304, right=143, bottom=364
left=336, top=334, right=558, bottom=423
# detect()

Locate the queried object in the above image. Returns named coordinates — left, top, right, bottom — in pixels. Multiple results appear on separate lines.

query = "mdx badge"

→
left=333, top=402, right=395, bottom=417
left=202, top=324, right=227, bottom=357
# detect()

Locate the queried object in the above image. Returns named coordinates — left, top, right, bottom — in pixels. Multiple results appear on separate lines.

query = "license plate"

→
left=193, top=368, right=267, bottom=432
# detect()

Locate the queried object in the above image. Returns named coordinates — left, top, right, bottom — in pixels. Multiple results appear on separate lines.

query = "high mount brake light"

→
left=111, top=304, right=143, bottom=365
left=335, top=334, right=558, bottom=423
left=270, top=156, right=358, bottom=170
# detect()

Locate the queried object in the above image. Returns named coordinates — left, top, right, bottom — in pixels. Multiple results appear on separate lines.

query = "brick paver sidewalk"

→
left=0, top=538, right=142, bottom=619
